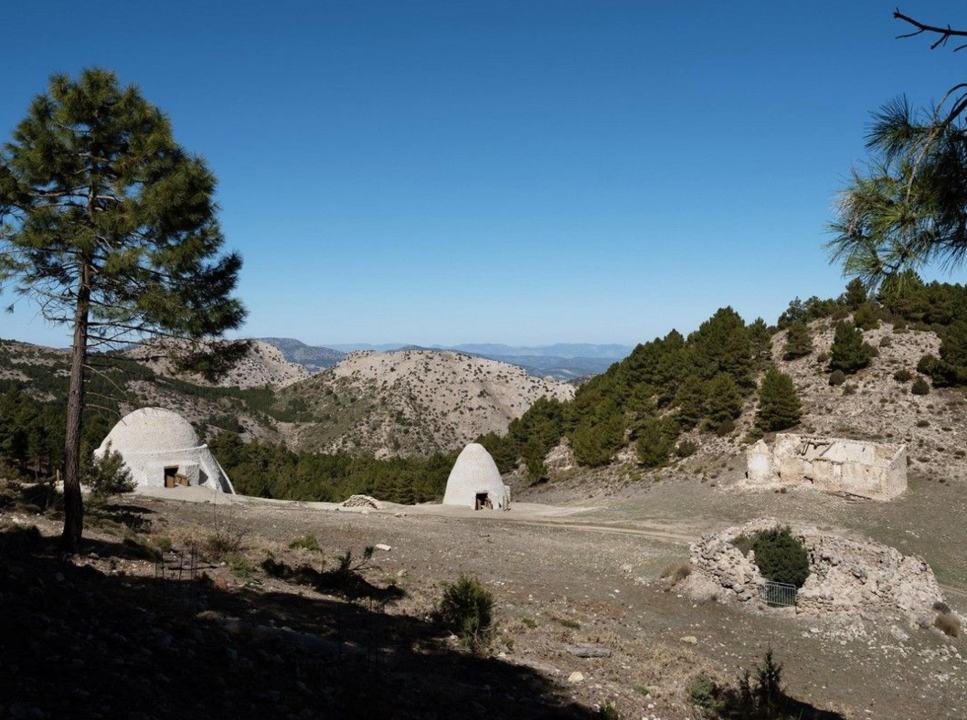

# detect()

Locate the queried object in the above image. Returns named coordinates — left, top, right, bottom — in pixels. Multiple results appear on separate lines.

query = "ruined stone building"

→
left=746, top=433, right=906, bottom=501
left=442, top=443, right=511, bottom=510
left=96, top=407, right=235, bottom=494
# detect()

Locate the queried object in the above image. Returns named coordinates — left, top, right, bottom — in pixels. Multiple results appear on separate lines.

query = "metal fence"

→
left=760, top=580, right=797, bottom=608
left=153, top=545, right=200, bottom=611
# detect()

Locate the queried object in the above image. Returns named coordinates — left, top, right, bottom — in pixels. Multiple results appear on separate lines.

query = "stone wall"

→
left=745, top=433, right=906, bottom=501
left=686, top=518, right=945, bottom=629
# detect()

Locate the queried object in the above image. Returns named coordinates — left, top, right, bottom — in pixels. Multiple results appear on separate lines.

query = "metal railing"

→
left=760, top=580, right=797, bottom=608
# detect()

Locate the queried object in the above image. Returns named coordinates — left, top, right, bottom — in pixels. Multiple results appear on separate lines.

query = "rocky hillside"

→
left=277, top=349, right=575, bottom=457
left=258, top=337, right=345, bottom=373
left=127, top=339, right=309, bottom=389
left=766, top=319, right=966, bottom=483
left=0, top=338, right=285, bottom=443
left=528, top=316, right=967, bottom=499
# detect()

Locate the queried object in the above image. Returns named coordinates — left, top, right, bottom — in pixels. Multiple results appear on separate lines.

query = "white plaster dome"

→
left=102, top=407, right=201, bottom=453
left=442, top=443, right=510, bottom=509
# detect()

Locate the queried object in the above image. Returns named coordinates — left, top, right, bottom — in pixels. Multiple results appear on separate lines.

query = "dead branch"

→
left=895, top=8, right=967, bottom=52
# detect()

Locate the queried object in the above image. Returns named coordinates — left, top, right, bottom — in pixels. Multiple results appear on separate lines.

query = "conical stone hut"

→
left=442, top=443, right=510, bottom=510
left=95, top=407, right=234, bottom=494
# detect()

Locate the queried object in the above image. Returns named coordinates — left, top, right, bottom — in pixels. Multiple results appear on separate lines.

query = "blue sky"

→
left=2, top=1, right=965, bottom=347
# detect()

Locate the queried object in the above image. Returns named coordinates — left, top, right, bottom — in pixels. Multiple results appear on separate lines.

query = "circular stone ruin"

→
left=683, top=517, right=950, bottom=632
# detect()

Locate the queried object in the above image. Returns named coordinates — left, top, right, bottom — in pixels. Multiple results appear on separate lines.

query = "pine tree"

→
left=674, top=374, right=706, bottom=430
left=844, top=278, right=867, bottom=309
left=747, top=317, right=773, bottom=366
left=781, top=321, right=813, bottom=361
left=635, top=417, right=673, bottom=468
left=755, top=366, right=802, bottom=432
left=0, top=70, right=246, bottom=552
left=705, top=373, right=743, bottom=429
left=829, top=322, right=876, bottom=374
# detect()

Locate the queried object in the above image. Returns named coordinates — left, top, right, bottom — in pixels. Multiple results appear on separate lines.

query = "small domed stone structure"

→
left=443, top=443, right=510, bottom=510
left=96, top=407, right=234, bottom=493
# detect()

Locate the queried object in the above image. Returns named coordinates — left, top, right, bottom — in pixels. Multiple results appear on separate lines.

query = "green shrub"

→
left=893, top=369, right=913, bottom=383
left=675, top=439, right=699, bottom=458
left=879, top=336, right=893, bottom=348
left=289, top=533, right=321, bottom=552
left=918, top=353, right=938, bottom=376
left=597, top=701, right=620, bottom=720
left=748, top=526, right=810, bottom=588
left=911, top=377, right=930, bottom=395
left=828, top=370, right=846, bottom=387
left=439, top=574, right=494, bottom=649
left=520, top=616, right=538, bottom=629
left=714, top=418, right=736, bottom=436
left=83, top=442, right=134, bottom=499
left=687, top=673, right=717, bottom=710
left=853, top=303, right=880, bottom=330
left=816, top=351, right=830, bottom=364
left=226, top=553, right=256, bottom=579
left=843, top=383, right=857, bottom=396
left=122, top=536, right=161, bottom=561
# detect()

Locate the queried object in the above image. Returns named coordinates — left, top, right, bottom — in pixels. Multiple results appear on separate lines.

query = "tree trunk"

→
left=60, top=266, right=91, bottom=555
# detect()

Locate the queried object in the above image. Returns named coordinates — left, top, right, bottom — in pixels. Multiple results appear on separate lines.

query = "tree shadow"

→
left=0, top=527, right=594, bottom=720
left=260, top=555, right=406, bottom=604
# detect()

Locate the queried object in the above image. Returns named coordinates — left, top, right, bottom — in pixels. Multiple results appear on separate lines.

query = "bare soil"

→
left=4, top=472, right=964, bottom=720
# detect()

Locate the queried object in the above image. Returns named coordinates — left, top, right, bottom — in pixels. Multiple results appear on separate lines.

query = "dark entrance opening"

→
left=164, top=466, right=187, bottom=488
left=474, top=493, right=492, bottom=511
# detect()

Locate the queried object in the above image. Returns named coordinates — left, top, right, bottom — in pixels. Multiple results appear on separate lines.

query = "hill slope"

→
left=127, top=339, right=309, bottom=389
left=0, top=338, right=287, bottom=443
left=277, top=349, right=575, bottom=457
left=258, top=337, right=345, bottom=373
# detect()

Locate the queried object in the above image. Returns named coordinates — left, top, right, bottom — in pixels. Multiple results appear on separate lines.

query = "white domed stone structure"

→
left=442, top=443, right=510, bottom=510
left=96, top=408, right=234, bottom=494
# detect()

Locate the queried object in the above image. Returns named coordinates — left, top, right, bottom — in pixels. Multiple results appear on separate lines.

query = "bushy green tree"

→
left=747, top=317, right=773, bottom=366
left=705, top=373, right=743, bottom=431
left=755, top=367, right=802, bottom=432
left=635, top=416, right=674, bottom=468
left=689, top=308, right=753, bottom=389
left=673, top=374, right=706, bottom=430
left=853, top=302, right=880, bottom=330
left=745, top=526, right=811, bottom=588
left=781, top=321, right=813, bottom=361
left=0, top=70, right=245, bottom=552
left=569, top=406, right=625, bottom=467
left=844, top=278, right=868, bottom=309
left=923, top=319, right=967, bottom=387
left=82, top=442, right=134, bottom=499
left=829, top=322, right=876, bottom=374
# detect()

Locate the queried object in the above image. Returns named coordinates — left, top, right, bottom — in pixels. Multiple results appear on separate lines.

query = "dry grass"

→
left=660, top=561, right=692, bottom=586
left=935, top=611, right=962, bottom=638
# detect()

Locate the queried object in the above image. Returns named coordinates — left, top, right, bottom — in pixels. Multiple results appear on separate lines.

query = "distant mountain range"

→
left=311, top=342, right=634, bottom=380
left=258, top=338, right=346, bottom=373
left=325, top=342, right=632, bottom=359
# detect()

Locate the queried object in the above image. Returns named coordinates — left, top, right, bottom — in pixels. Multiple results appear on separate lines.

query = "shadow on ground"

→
left=0, top=526, right=593, bottom=720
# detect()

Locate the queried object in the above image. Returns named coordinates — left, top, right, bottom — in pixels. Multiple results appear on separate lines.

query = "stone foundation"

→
left=686, top=518, right=945, bottom=629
